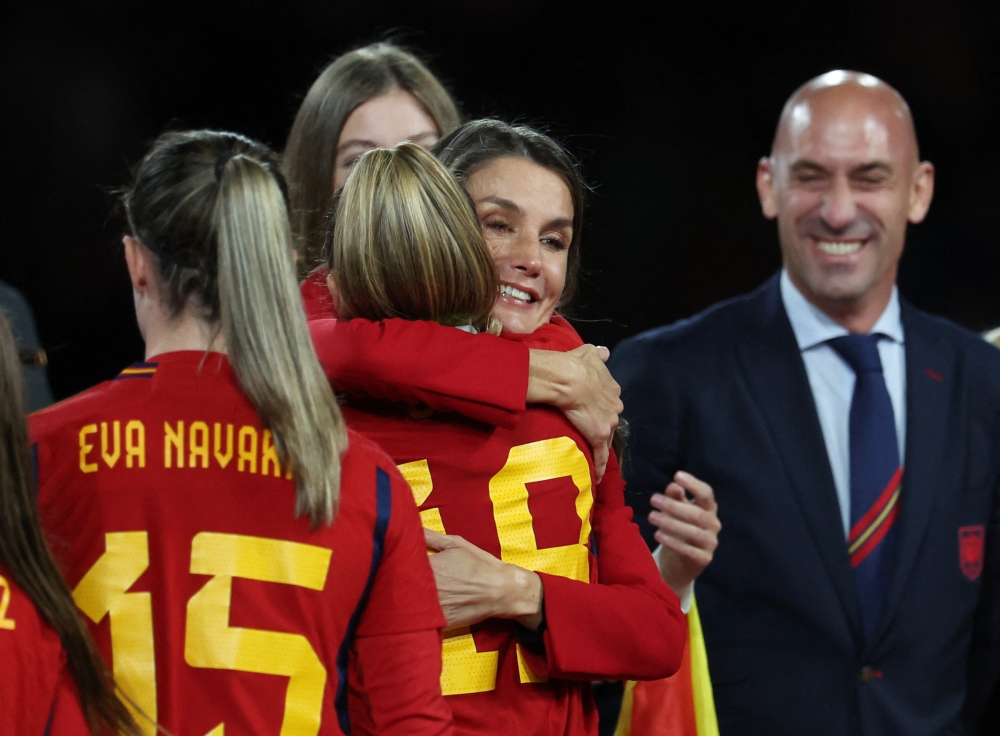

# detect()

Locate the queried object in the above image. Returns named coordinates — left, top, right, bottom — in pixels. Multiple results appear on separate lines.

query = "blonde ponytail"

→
left=216, top=156, right=348, bottom=525
left=123, top=130, right=348, bottom=526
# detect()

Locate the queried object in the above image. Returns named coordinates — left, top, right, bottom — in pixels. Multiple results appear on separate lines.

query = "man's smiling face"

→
left=757, top=73, right=934, bottom=327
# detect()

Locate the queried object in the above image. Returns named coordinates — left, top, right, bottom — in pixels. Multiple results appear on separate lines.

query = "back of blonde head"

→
left=329, top=143, right=499, bottom=332
left=124, top=130, right=348, bottom=526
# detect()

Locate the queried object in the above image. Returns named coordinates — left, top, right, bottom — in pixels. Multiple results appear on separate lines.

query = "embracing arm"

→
left=310, top=319, right=621, bottom=476
left=310, top=318, right=528, bottom=428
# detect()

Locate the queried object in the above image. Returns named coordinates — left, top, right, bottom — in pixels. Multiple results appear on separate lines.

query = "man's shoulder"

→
left=904, top=302, right=1000, bottom=367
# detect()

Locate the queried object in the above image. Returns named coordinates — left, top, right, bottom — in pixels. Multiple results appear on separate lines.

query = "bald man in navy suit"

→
left=610, top=72, right=1000, bottom=735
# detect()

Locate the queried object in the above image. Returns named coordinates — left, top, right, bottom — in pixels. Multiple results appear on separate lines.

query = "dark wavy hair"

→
left=433, top=119, right=586, bottom=308
left=0, top=314, right=141, bottom=735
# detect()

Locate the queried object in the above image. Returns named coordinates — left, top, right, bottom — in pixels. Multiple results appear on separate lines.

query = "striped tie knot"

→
left=828, top=334, right=883, bottom=374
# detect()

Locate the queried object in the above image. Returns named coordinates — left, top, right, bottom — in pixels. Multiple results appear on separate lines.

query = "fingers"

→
left=424, top=528, right=452, bottom=551
left=595, top=345, right=610, bottom=363
left=654, top=529, right=715, bottom=568
left=672, top=471, right=717, bottom=511
left=593, top=444, right=608, bottom=484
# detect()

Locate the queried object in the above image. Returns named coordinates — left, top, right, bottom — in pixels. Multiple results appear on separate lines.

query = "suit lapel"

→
left=735, top=276, right=863, bottom=636
left=872, top=302, right=952, bottom=645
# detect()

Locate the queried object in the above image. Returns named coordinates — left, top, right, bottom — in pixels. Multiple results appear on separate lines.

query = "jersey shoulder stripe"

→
left=334, top=465, right=393, bottom=732
left=113, top=361, right=158, bottom=380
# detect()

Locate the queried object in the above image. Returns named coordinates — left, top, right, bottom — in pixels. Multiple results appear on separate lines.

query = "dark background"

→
left=3, top=0, right=1000, bottom=400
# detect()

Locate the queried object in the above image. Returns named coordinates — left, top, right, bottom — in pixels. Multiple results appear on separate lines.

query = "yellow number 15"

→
left=73, top=531, right=331, bottom=736
left=398, top=436, right=594, bottom=696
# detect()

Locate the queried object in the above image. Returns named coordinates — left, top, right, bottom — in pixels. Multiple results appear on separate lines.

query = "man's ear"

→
left=123, top=235, right=150, bottom=294
left=908, top=161, right=935, bottom=224
left=756, top=156, right=779, bottom=220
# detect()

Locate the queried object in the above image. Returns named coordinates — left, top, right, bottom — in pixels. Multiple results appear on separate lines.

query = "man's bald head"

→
left=756, top=70, right=934, bottom=333
left=773, top=71, right=920, bottom=164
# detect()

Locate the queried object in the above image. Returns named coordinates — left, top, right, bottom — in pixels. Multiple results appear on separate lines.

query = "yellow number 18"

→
left=398, top=436, right=594, bottom=696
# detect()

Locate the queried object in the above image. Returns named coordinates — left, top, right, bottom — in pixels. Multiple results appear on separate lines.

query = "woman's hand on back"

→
left=526, top=345, right=622, bottom=482
left=424, top=529, right=544, bottom=631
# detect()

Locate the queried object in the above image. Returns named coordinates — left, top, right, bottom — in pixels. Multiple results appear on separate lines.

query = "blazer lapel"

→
left=735, top=276, right=863, bottom=636
left=871, top=302, right=951, bottom=645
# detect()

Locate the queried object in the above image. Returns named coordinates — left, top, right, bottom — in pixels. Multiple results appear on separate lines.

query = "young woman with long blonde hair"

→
left=31, top=130, right=451, bottom=736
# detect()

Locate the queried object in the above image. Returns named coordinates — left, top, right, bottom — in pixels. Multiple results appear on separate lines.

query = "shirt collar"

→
left=779, top=268, right=904, bottom=351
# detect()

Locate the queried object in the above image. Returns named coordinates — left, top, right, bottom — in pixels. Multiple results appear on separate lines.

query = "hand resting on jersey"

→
left=424, top=528, right=545, bottom=632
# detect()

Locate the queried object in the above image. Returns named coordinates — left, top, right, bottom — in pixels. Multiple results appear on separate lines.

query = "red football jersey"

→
left=31, top=351, right=450, bottom=736
left=341, top=319, right=686, bottom=736
left=0, top=567, right=90, bottom=736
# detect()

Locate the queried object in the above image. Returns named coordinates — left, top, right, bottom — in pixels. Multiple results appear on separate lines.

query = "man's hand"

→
left=527, top=345, right=622, bottom=481
left=424, top=529, right=544, bottom=631
left=649, top=472, right=721, bottom=596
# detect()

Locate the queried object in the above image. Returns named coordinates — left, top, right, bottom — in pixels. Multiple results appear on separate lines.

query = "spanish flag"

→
left=614, top=595, right=718, bottom=736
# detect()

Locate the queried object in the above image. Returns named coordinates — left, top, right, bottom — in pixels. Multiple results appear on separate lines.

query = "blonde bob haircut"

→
left=329, top=143, right=499, bottom=334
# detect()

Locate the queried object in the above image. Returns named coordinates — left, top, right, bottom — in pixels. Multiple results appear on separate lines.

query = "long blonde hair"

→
left=328, top=143, right=498, bottom=333
left=284, top=42, right=462, bottom=274
left=123, top=130, right=348, bottom=525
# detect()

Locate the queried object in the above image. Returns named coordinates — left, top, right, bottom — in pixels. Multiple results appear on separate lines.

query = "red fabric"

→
left=629, top=640, right=698, bottom=736
left=0, top=568, right=90, bottom=736
left=309, top=318, right=529, bottom=429
left=31, top=352, right=450, bottom=736
left=342, top=319, right=685, bottom=736
left=347, top=630, right=450, bottom=735
left=301, top=267, right=338, bottom=321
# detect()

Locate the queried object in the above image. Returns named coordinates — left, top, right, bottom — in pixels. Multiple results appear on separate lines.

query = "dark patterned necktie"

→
left=827, top=334, right=902, bottom=639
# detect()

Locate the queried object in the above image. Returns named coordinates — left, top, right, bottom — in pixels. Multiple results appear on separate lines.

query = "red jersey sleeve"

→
left=348, top=463, right=451, bottom=735
left=309, top=319, right=529, bottom=428
left=354, top=461, right=445, bottom=637
left=349, top=631, right=451, bottom=736
left=519, top=453, right=687, bottom=681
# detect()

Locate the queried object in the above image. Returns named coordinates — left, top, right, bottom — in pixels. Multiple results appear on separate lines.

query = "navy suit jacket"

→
left=609, top=274, right=1000, bottom=736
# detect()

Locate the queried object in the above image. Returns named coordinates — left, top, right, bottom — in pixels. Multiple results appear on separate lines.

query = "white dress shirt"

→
left=779, top=269, right=907, bottom=537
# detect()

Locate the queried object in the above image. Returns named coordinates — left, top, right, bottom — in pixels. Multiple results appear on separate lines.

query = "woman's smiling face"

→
left=464, top=156, right=574, bottom=335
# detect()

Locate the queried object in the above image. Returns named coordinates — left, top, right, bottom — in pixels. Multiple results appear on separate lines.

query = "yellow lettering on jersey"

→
left=238, top=427, right=258, bottom=474
left=440, top=627, right=498, bottom=695
left=214, top=423, right=234, bottom=469
left=186, top=533, right=331, bottom=736
left=0, top=576, right=16, bottom=630
left=79, top=424, right=98, bottom=473
left=189, top=421, right=209, bottom=469
left=490, top=437, right=592, bottom=580
left=490, top=437, right=593, bottom=683
left=205, top=725, right=225, bottom=736
left=397, top=460, right=445, bottom=536
left=403, top=438, right=595, bottom=694
left=261, top=430, right=282, bottom=477
left=101, top=421, right=121, bottom=468
left=73, top=532, right=157, bottom=734
left=126, top=420, right=146, bottom=468
left=164, top=421, right=185, bottom=469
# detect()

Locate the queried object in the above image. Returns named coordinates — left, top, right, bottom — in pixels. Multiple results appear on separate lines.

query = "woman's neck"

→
left=141, top=309, right=227, bottom=360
